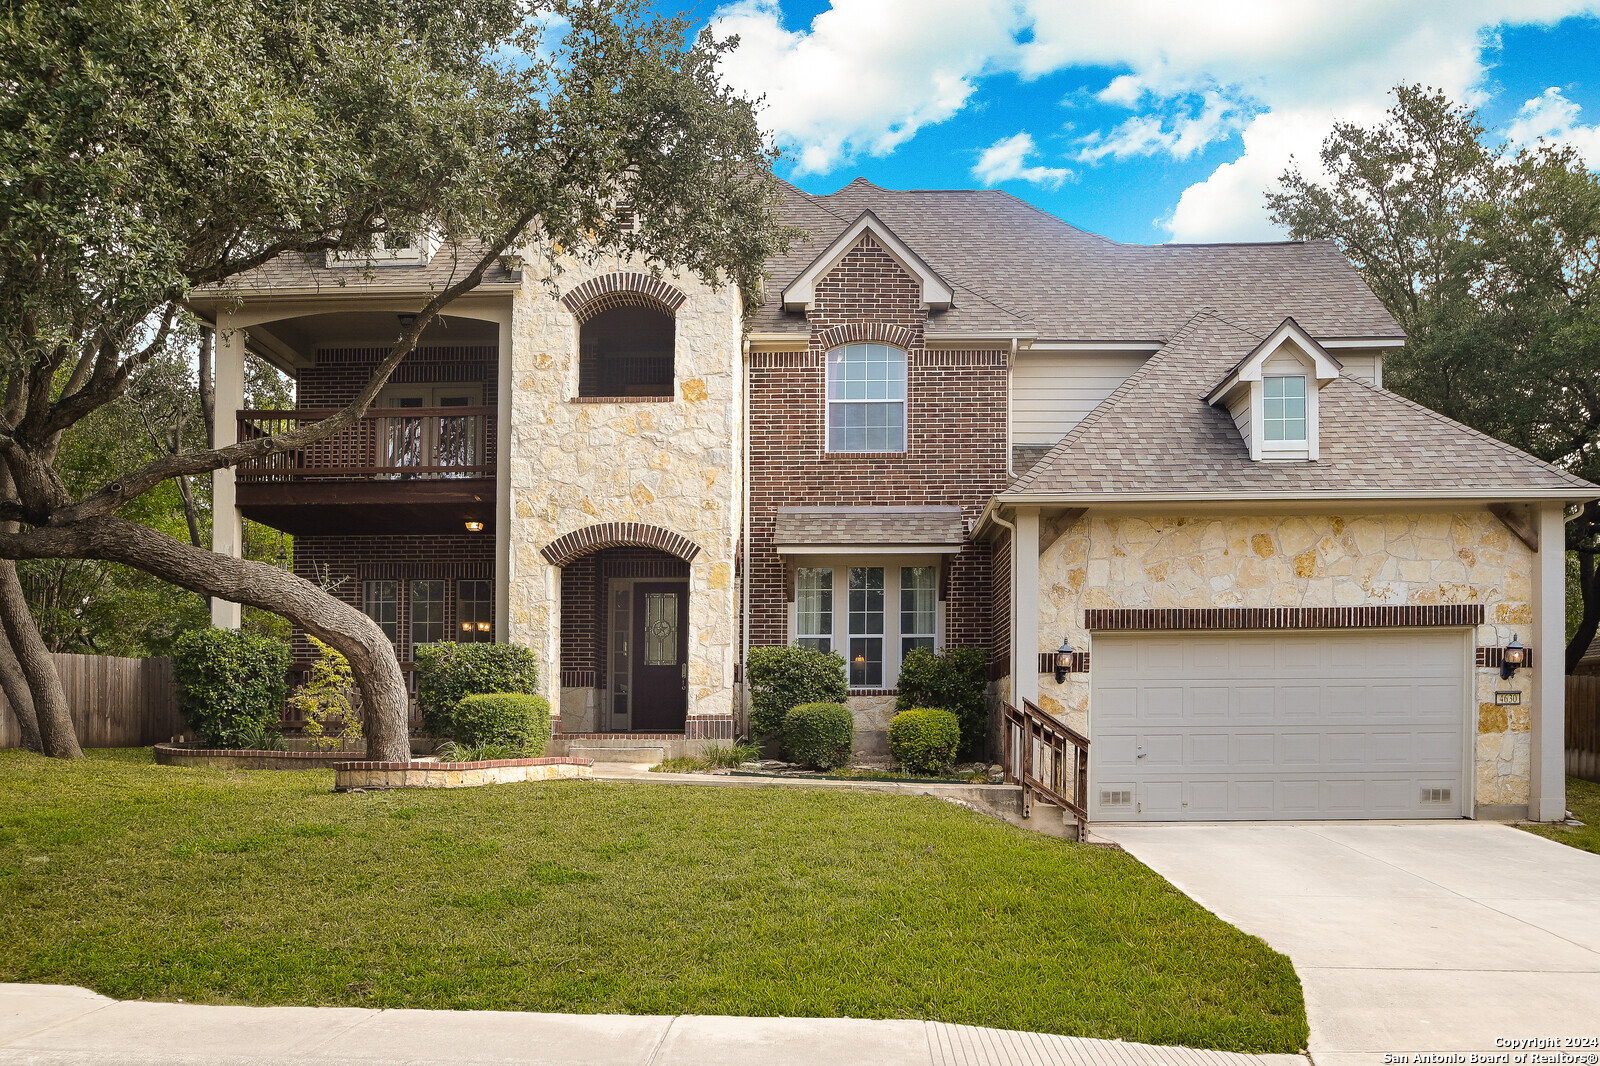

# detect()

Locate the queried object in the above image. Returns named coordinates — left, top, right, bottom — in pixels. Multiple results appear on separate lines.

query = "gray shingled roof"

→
left=1007, top=310, right=1596, bottom=499
left=198, top=240, right=520, bottom=298
left=773, top=506, right=966, bottom=549
left=752, top=179, right=1403, bottom=342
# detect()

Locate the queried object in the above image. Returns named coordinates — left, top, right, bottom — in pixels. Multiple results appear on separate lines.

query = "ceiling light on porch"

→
left=464, top=520, right=484, bottom=532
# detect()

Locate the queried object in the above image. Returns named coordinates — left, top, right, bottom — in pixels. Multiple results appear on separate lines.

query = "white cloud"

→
left=710, top=0, right=1600, bottom=238
left=1076, top=90, right=1248, bottom=164
left=972, top=131, right=1072, bottom=188
left=711, top=0, right=1020, bottom=175
left=1507, top=86, right=1600, bottom=163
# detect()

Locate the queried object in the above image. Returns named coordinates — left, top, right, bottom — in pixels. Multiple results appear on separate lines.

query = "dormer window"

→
left=1205, top=317, right=1341, bottom=463
left=1262, top=375, right=1307, bottom=442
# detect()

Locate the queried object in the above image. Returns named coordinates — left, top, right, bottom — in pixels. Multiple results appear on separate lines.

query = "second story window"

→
left=827, top=344, right=907, bottom=453
left=578, top=305, right=675, bottom=398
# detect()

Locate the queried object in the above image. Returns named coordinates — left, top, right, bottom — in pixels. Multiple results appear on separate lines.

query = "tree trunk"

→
left=1567, top=549, right=1600, bottom=674
left=0, top=622, right=43, bottom=753
left=12, top=516, right=411, bottom=761
left=0, top=560, right=82, bottom=758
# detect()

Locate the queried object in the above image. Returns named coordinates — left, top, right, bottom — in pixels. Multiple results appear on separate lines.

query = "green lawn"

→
left=0, top=750, right=1307, bottom=1052
left=1521, top=775, right=1600, bottom=854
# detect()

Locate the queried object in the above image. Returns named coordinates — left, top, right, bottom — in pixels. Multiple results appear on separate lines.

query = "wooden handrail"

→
left=235, top=407, right=496, bottom=482
left=1002, top=697, right=1090, bottom=841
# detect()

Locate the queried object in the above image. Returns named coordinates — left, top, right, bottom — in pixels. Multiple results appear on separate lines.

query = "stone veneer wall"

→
left=505, top=255, right=742, bottom=729
left=1034, top=511, right=1537, bottom=811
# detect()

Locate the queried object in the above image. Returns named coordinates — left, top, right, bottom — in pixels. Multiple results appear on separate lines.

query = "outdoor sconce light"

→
left=464, top=520, right=484, bottom=532
left=1054, top=637, right=1075, bottom=685
left=1501, top=635, right=1527, bottom=680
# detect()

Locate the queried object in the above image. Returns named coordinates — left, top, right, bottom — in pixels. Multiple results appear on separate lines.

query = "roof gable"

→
left=1205, top=317, right=1342, bottom=405
left=780, top=210, right=954, bottom=312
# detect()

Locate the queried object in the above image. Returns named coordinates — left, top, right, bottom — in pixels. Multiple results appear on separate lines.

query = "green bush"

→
left=171, top=629, right=292, bottom=748
left=889, top=707, right=961, bottom=775
left=433, top=693, right=551, bottom=755
left=895, top=647, right=989, bottom=759
left=746, top=645, right=847, bottom=741
left=415, top=643, right=539, bottom=735
left=782, top=702, right=854, bottom=770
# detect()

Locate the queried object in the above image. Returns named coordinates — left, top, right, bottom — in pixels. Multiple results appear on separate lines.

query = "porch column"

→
left=1014, top=507, right=1041, bottom=707
left=1530, top=501, right=1567, bottom=822
left=494, top=309, right=513, bottom=642
left=209, top=317, right=246, bottom=629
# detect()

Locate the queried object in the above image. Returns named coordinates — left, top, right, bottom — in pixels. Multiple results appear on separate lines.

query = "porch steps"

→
left=545, top=732, right=702, bottom=763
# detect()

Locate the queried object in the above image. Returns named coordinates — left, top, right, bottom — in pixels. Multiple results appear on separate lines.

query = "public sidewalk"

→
left=0, top=983, right=1308, bottom=1066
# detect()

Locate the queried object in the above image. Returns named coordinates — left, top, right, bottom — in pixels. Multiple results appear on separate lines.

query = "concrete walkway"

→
left=0, top=984, right=1308, bottom=1066
left=1097, top=822, right=1600, bottom=1066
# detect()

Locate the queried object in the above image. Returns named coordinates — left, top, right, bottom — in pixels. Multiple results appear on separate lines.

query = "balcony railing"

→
left=236, top=407, right=495, bottom=482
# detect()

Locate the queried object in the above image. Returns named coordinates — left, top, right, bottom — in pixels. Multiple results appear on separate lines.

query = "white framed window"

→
left=795, top=567, right=834, bottom=653
left=362, top=580, right=398, bottom=644
left=826, top=344, right=907, bottom=452
left=789, top=557, right=940, bottom=689
left=900, top=566, right=936, bottom=661
left=1262, top=375, right=1307, bottom=442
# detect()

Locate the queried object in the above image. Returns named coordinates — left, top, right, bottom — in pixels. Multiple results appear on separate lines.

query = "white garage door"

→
left=1090, top=629, right=1469, bottom=821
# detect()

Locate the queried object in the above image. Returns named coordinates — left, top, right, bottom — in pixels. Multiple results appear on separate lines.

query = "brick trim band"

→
left=814, top=321, right=918, bottom=353
left=560, top=272, right=687, bottom=323
left=540, top=522, right=701, bottom=567
left=1084, top=605, right=1486, bottom=631
left=1477, top=646, right=1532, bottom=668
left=1038, top=651, right=1091, bottom=674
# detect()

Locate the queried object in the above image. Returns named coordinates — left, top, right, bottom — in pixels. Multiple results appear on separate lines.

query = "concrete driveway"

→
left=1097, top=822, right=1600, bottom=1066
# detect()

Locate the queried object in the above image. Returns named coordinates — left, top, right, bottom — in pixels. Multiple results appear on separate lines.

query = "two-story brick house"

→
left=193, top=178, right=1593, bottom=825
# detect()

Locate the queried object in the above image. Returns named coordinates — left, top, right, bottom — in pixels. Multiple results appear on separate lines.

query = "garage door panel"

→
left=1091, top=630, right=1467, bottom=821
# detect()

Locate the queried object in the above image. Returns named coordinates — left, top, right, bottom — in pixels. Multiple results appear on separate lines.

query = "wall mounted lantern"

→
left=1054, top=637, right=1075, bottom=685
left=1501, top=635, right=1527, bottom=681
left=397, top=312, right=418, bottom=329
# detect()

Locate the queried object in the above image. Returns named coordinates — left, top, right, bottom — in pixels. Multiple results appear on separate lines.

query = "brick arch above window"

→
left=814, top=322, right=918, bottom=353
left=539, top=522, right=702, bottom=567
left=560, top=273, right=688, bottom=324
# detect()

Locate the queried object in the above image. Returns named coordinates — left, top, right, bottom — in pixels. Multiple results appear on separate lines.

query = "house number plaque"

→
left=1494, top=691, right=1521, bottom=706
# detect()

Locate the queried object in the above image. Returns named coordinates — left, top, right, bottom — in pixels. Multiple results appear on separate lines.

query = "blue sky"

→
left=670, top=2, right=1600, bottom=244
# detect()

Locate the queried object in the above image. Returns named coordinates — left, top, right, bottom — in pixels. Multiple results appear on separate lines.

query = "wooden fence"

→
left=0, top=654, right=181, bottom=749
left=1570, top=675, right=1600, bottom=784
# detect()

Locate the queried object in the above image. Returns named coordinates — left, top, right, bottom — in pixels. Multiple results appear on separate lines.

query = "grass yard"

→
left=0, top=750, right=1306, bottom=1052
left=1520, top=775, right=1600, bottom=854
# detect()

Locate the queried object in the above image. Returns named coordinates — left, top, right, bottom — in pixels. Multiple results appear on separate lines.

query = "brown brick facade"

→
left=559, top=547, right=690, bottom=689
left=746, top=235, right=1007, bottom=680
left=291, top=533, right=495, bottom=665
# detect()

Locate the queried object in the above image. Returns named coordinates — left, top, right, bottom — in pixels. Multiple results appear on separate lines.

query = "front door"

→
left=630, top=582, right=688, bottom=730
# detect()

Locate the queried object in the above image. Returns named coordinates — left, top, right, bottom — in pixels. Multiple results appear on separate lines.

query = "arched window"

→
left=578, top=305, right=675, bottom=398
left=826, top=343, right=907, bottom=452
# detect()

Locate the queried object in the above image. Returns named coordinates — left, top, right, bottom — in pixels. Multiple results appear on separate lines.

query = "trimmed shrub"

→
left=746, top=645, right=847, bottom=741
left=895, top=647, right=989, bottom=759
left=172, top=629, right=292, bottom=748
left=782, top=701, right=854, bottom=770
left=415, top=643, right=539, bottom=735
left=889, top=707, right=961, bottom=775
left=435, top=693, right=551, bottom=755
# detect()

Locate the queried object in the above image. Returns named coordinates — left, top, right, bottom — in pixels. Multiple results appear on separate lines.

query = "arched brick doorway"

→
left=542, top=524, right=699, bottom=733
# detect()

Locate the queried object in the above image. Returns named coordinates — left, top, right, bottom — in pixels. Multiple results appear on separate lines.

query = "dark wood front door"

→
left=630, top=582, right=689, bottom=730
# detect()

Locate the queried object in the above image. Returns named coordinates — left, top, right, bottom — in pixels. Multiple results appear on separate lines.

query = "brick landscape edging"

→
left=153, top=744, right=354, bottom=770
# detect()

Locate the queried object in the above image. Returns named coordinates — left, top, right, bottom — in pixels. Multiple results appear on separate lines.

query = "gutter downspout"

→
left=740, top=337, right=752, bottom=736
left=1006, top=337, right=1016, bottom=479
left=990, top=510, right=1017, bottom=700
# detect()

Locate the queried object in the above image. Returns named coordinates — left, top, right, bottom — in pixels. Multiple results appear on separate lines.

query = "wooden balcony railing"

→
left=236, top=408, right=495, bottom=481
left=1002, top=698, right=1090, bottom=841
